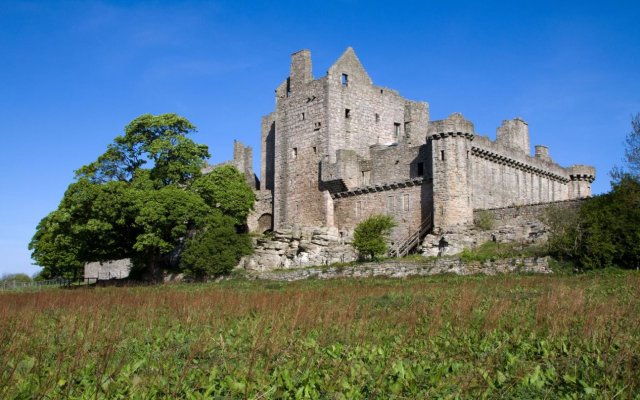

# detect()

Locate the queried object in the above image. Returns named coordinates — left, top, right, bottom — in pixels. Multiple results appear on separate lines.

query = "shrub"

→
left=353, top=214, right=396, bottom=260
left=474, top=210, right=494, bottom=231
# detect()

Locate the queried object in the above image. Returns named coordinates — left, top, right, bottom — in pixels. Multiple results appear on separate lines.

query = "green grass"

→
left=1, top=271, right=639, bottom=398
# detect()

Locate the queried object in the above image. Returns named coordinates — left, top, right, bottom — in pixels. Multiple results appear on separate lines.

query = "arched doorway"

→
left=257, top=213, right=273, bottom=233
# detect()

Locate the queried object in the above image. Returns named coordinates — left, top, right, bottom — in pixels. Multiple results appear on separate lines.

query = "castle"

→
left=231, top=47, right=595, bottom=255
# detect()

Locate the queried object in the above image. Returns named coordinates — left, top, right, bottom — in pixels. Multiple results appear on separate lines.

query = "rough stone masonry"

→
left=219, top=48, right=595, bottom=271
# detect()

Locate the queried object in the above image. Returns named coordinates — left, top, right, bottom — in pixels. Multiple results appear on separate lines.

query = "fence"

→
left=0, top=277, right=72, bottom=292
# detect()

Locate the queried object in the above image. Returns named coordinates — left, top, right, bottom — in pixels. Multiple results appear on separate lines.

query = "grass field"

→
left=1, top=271, right=639, bottom=399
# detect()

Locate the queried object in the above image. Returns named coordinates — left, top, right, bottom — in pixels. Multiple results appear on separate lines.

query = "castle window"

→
left=312, top=146, right=317, bottom=155
left=292, top=147, right=298, bottom=159
left=301, top=112, right=305, bottom=121
left=441, top=150, right=445, bottom=161
left=356, top=201, right=362, bottom=217
left=345, top=108, right=351, bottom=118
left=341, top=73, right=348, bottom=87
left=394, top=123, right=401, bottom=139
left=387, top=196, right=394, bottom=213
left=375, top=113, right=380, bottom=123
left=314, top=122, right=322, bottom=130
left=417, top=162, right=424, bottom=177
left=403, top=194, right=410, bottom=211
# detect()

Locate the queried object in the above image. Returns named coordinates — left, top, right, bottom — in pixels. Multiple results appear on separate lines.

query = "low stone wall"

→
left=248, top=257, right=551, bottom=281
left=84, top=259, right=132, bottom=280
left=421, top=199, right=586, bottom=257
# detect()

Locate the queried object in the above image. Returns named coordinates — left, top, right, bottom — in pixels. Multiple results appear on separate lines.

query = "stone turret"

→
left=428, top=113, right=474, bottom=229
left=568, top=165, right=596, bottom=198
left=497, top=117, right=530, bottom=155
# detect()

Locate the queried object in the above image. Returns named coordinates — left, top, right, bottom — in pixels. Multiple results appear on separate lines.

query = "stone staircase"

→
left=388, top=213, right=433, bottom=258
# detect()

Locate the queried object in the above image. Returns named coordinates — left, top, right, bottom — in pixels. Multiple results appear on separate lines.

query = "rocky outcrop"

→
left=422, top=210, right=550, bottom=257
left=249, top=257, right=551, bottom=281
left=239, top=226, right=357, bottom=272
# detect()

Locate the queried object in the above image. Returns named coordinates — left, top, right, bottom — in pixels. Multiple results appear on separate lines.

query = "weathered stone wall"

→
left=249, top=257, right=551, bottom=281
left=247, top=190, right=274, bottom=233
left=332, top=179, right=432, bottom=243
left=260, top=112, right=276, bottom=192
left=273, top=75, right=328, bottom=230
left=240, top=227, right=357, bottom=271
left=325, top=48, right=422, bottom=162
left=429, top=113, right=474, bottom=229
left=470, top=124, right=595, bottom=211
left=421, top=199, right=585, bottom=257
left=476, top=198, right=584, bottom=222
left=84, top=259, right=132, bottom=280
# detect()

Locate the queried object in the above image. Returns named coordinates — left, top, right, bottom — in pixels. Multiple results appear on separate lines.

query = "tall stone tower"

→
left=429, top=113, right=474, bottom=230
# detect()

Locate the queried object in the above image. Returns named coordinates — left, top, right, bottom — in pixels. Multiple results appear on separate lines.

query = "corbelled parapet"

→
left=567, top=165, right=595, bottom=199
left=568, top=165, right=596, bottom=182
left=428, top=112, right=475, bottom=139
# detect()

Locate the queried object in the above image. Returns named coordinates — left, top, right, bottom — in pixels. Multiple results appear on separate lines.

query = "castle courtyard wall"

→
left=332, top=180, right=432, bottom=244
left=470, top=135, right=582, bottom=209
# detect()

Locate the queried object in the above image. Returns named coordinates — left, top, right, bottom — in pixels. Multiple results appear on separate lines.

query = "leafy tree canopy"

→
left=191, top=165, right=256, bottom=226
left=180, top=211, right=253, bottom=280
left=353, top=214, right=396, bottom=260
left=547, top=114, right=640, bottom=270
left=30, top=114, right=254, bottom=281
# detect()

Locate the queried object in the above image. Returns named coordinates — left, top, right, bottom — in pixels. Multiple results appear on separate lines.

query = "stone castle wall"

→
left=332, top=179, right=432, bottom=244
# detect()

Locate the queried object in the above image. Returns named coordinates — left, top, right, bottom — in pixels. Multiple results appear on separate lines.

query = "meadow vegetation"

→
left=1, top=271, right=639, bottom=398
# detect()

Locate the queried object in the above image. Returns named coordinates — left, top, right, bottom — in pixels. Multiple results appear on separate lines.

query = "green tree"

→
left=1, top=273, right=32, bottom=283
left=191, top=165, right=256, bottom=226
left=546, top=114, right=640, bottom=270
left=353, top=215, right=396, bottom=260
left=179, top=211, right=253, bottom=280
left=30, top=113, right=253, bottom=281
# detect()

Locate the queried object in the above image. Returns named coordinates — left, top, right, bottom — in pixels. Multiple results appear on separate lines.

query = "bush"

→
left=353, top=215, right=395, bottom=260
left=179, top=211, right=253, bottom=280
left=474, top=210, right=494, bottom=231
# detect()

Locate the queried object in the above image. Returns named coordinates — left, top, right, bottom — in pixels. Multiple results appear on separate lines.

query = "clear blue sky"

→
left=1, top=1, right=639, bottom=276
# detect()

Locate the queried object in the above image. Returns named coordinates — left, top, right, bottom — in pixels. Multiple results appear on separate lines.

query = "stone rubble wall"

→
left=421, top=199, right=584, bottom=257
left=248, top=257, right=551, bottom=281
left=239, top=226, right=357, bottom=272
left=84, top=259, right=132, bottom=280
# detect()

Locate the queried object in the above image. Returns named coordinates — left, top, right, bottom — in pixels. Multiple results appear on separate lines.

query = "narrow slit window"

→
left=394, top=123, right=401, bottom=139
left=345, top=108, right=351, bottom=118
left=441, top=150, right=445, bottom=161
left=301, top=112, right=305, bottom=120
left=312, top=146, right=317, bottom=155
left=417, top=162, right=424, bottom=177
left=375, top=113, right=380, bottom=123
left=292, top=147, right=298, bottom=159
left=403, top=194, right=410, bottom=211
left=341, top=73, right=348, bottom=87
